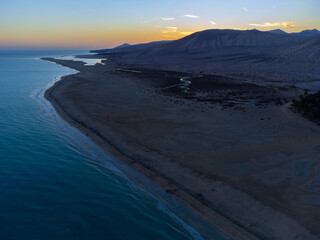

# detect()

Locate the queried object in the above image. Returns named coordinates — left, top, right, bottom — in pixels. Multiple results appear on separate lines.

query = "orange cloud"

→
left=249, top=22, right=296, bottom=28
left=180, top=32, right=194, bottom=35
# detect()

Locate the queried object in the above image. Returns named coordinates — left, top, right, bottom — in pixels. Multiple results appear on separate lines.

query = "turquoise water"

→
left=0, top=51, right=228, bottom=240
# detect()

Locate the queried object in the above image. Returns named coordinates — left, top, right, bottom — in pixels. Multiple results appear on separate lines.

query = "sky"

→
left=1, top=0, right=320, bottom=49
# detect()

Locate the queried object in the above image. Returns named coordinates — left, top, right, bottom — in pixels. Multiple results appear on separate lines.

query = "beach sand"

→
left=43, top=58, right=320, bottom=240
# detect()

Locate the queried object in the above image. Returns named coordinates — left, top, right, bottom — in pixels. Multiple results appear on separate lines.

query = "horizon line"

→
left=1, top=27, right=319, bottom=50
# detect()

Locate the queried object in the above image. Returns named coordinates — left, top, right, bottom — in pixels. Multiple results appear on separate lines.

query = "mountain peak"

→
left=304, top=29, right=319, bottom=32
left=290, top=29, right=320, bottom=38
left=268, top=29, right=288, bottom=35
left=113, top=43, right=131, bottom=49
left=149, top=29, right=302, bottom=56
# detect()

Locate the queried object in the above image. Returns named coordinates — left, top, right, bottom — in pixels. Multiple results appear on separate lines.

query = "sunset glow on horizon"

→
left=1, top=0, right=320, bottom=49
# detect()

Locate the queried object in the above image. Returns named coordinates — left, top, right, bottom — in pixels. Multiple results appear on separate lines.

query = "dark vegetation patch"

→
left=118, top=66, right=288, bottom=109
left=158, top=75, right=282, bottom=109
left=292, top=91, right=320, bottom=125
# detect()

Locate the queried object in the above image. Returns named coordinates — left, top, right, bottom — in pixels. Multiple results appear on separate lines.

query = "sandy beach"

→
left=43, top=57, right=320, bottom=240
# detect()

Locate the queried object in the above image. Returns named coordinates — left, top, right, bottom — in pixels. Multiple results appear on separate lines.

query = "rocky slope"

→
left=94, top=29, right=320, bottom=82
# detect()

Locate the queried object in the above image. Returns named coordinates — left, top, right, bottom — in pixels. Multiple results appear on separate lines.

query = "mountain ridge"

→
left=267, top=29, right=320, bottom=38
left=92, top=28, right=320, bottom=82
left=92, top=28, right=320, bottom=54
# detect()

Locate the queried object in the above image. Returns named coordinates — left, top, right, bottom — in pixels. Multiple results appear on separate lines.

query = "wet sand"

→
left=43, top=57, right=320, bottom=240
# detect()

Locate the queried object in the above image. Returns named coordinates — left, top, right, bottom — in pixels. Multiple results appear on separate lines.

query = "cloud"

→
left=249, top=22, right=295, bottom=27
left=243, top=7, right=248, bottom=12
left=160, top=35, right=177, bottom=38
left=161, top=17, right=175, bottom=21
left=180, top=32, right=194, bottom=35
left=161, top=26, right=178, bottom=33
left=209, top=20, right=217, bottom=25
left=166, top=26, right=177, bottom=31
left=184, top=14, right=200, bottom=19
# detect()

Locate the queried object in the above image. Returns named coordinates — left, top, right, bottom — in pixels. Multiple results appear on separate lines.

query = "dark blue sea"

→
left=0, top=50, right=229, bottom=240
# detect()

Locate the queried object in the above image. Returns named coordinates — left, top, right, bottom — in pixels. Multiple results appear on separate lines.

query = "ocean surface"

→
left=0, top=51, right=228, bottom=240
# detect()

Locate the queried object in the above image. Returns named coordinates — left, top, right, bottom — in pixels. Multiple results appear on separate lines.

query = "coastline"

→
left=43, top=57, right=320, bottom=240
left=44, top=67, right=255, bottom=240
